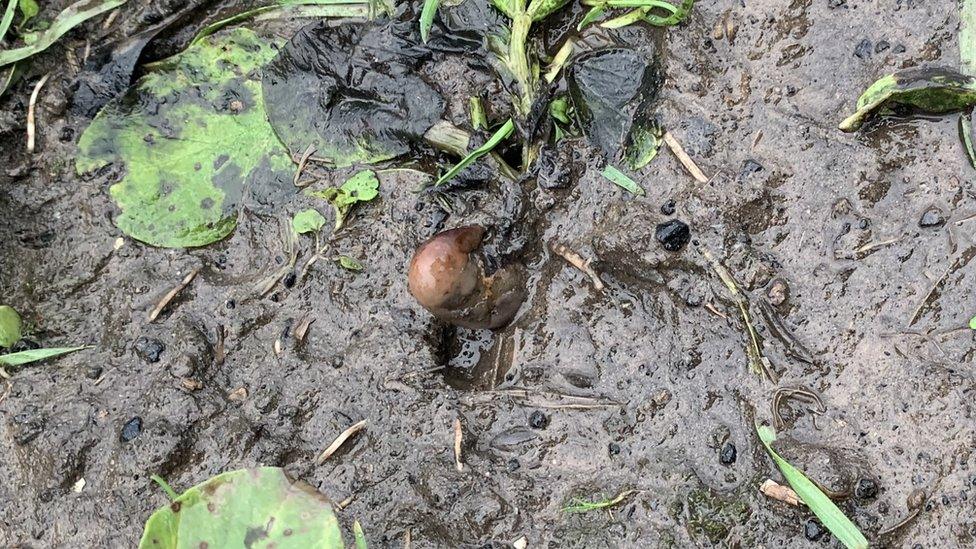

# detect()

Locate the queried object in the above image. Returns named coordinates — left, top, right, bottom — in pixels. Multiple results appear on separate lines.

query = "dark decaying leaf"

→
left=139, top=467, right=345, bottom=548
left=76, top=29, right=293, bottom=248
left=567, top=47, right=662, bottom=161
left=839, top=67, right=976, bottom=132
left=262, top=19, right=445, bottom=167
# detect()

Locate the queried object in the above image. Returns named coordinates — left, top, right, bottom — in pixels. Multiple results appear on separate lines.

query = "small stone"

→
left=893, top=44, right=906, bottom=54
left=655, top=220, right=691, bottom=252
left=740, top=159, right=763, bottom=177
left=854, top=39, right=873, bottom=59
left=855, top=478, right=879, bottom=500
left=228, top=387, right=247, bottom=402
left=608, top=442, right=621, bottom=455
left=919, top=207, right=946, bottom=228
left=120, top=417, right=143, bottom=442
left=804, top=519, right=825, bottom=541
left=660, top=199, right=676, bottom=215
left=331, top=356, right=344, bottom=369
left=827, top=0, right=846, bottom=7
left=875, top=40, right=891, bottom=53
left=134, top=337, right=165, bottom=363
left=719, top=442, right=737, bottom=465
left=528, top=410, right=549, bottom=429
left=59, top=127, right=75, bottom=142
left=507, top=458, right=521, bottom=472
left=767, top=278, right=789, bottom=306
left=85, top=366, right=103, bottom=380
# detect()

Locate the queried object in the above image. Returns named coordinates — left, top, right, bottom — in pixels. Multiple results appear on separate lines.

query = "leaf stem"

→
left=150, top=474, right=180, bottom=501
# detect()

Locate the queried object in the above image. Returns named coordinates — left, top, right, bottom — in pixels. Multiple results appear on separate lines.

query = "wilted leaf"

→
left=568, top=47, right=662, bottom=161
left=0, top=305, right=22, bottom=348
left=0, top=0, right=16, bottom=43
left=337, top=255, right=364, bottom=271
left=77, top=29, right=293, bottom=248
left=307, top=170, right=380, bottom=230
left=138, top=467, right=345, bottom=549
left=292, top=209, right=326, bottom=235
left=624, top=118, right=664, bottom=170
left=263, top=20, right=444, bottom=167
left=601, top=165, right=644, bottom=196
left=0, top=0, right=127, bottom=67
left=0, top=346, right=89, bottom=367
left=839, top=67, right=976, bottom=132
left=756, top=425, right=868, bottom=549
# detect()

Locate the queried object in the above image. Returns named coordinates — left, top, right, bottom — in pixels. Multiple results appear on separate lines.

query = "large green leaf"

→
left=0, top=305, right=21, bottom=348
left=839, top=68, right=976, bottom=132
left=76, top=28, right=293, bottom=248
left=139, top=467, right=345, bottom=549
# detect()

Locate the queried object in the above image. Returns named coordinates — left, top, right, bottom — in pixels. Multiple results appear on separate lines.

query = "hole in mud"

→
left=437, top=325, right=504, bottom=390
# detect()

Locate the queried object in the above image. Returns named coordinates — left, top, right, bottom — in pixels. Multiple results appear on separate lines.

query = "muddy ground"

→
left=2, top=0, right=976, bottom=547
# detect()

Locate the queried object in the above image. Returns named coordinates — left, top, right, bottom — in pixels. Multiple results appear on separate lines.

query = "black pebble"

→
left=85, top=366, right=103, bottom=380
left=134, top=337, right=165, bottom=363
left=854, top=39, right=873, bottom=59
left=804, top=519, right=825, bottom=541
left=507, top=458, right=521, bottom=472
left=660, top=200, right=676, bottom=215
left=331, top=356, right=343, bottom=369
left=10, top=338, right=40, bottom=353
left=120, top=417, right=143, bottom=442
left=719, top=441, right=737, bottom=465
left=827, top=0, right=846, bottom=7
left=919, top=208, right=946, bottom=228
left=893, top=44, right=906, bottom=54
left=656, top=220, right=691, bottom=252
left=608, top=442, right=621, bottom=455
left=740, top=159, right=763, bottom=177
left=875, top=40, right=891, bottom=53
left=528, top=410, right=548, bottom=429
left=855, top=478, right=879, bottom=500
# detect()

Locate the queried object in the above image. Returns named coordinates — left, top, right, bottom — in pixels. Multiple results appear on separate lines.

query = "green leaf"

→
left=625, top=119, right=664, bottom=170
left=969, top=315, right=976, bottom=330
left=353, top=521, right=368, bottom=549
left=0, top=0, right=127, bottom=68
left=337, top=255, right=363, bottom=271
left=839, top=68, right=976, bottom=132
left=549, top=96, right=571, bottom=125
left=435, top=118, right=515, bottom=187
left=490, top=0, right=517, bottom=19
left=420, top=0, right=440, bottom=43
left=18, top=0, right=38, bottom=27
left=307, top=170, right=380, bottom=230
left=77, top=29, right=293, bottom=248
left=0, top=305, right=22, bottom=348
left=756, top=425, right=868, bottom=549
left=0, top=0, right=17, bottom=43
left=0, top=346, right=89, bottom=367
left=292, top=209, right=326, bottom=235
left=598, top=0, right=693, bottom=27
left=469, top=96, right=487, bottom=130
left=577, top=3, right=606, bottom=30
left=138, top=467, right=345, bottom=549
left=601, top=165, right=645, bottom=196
left=527, top=0, right=570, bottom=21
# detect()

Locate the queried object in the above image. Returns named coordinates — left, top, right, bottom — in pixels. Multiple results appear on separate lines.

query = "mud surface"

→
left=2, top=0, right=976, bottom=547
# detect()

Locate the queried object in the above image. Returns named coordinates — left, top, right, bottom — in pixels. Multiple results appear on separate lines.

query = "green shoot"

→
left=544, top=37, right=575, bottom=83
left=353, top=520, right=368, bottom=549
left=307, top=170, right=380, bottom=230
left=969, top=315, right=976, bottom=330
left=0, top=305, right=22, bottom=348
left=0, top=0, right=16, bottom=44
left=291, top=208, right=327, bottom=235
left=0, top=346, right=90, bottom=367
left=420, top=0, right=440, bottom=43
left=561, top=489, right=637, bottom=513
left=469, top=96, right=487, bottom=130
left=0, top=0, right=127, bottom=68
left=435, top=118, right=515, bottom=186
left=150, top=474, right=180, bottom=501
left=756, top=424, right=868, bottom=549
left=337, top=256, right=364, bottom=271
left=580, top=0, right=693, bottom=29
left=601, top=165, right=645, bottom=196
left=17, top=0, right=37, bottom=28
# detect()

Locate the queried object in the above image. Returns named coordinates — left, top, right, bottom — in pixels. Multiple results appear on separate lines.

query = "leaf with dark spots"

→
left=567, top=47, right=662, bottom=161
left=262, top=19, right=444, bottom=167
left=139, top=467, right=344, bottom=548
left=839, top=67, right=976, bottom=131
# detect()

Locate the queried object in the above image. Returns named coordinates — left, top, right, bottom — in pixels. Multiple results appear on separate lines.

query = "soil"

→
left=2, top=0, right=976, bottom=547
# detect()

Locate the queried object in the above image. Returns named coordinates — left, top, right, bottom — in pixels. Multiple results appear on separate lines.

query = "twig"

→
left=336, top=494, right=355, bottom=510
left=26, top=73, right=50, bottom=153
left=760, top=479, right=801, bottom=506
left=551, top=242, right=605, bottom=291
left=293, top=144, right=317, bottom=187
left=453, top=418, right=463, bottom=472
left=295, top=315, right=315, bottom=344
left=148, top=268, right=200, bottom=322
left=704, top=302, right=728, bottom=319
left=316, top=419, right=367, bottom=464
left=663, top=132, right=707, bottom=183
left=101, top=7, right=120, bottom=29
left=908, top=256, right=958, bottom=326
left=214, top=324, right=226, bottom=365
left=257, top=222, right=297, bottom=297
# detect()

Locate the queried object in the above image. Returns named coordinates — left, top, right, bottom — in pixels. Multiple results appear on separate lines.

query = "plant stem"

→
left=510, top=13, right=534, bottom=115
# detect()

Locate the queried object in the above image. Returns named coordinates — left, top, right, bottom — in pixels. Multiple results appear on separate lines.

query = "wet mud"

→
left=2, top=0, right=976, bottom=547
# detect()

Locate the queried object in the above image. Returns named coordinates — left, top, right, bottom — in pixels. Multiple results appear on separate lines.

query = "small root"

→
left=551, top=242, right=605, bottom=292
left=148, top=268, right=200, bottom=322
left=316, top=419, right=367, bottom=464
left=27, top=73, right=51, bottom=153
left=663, top=131, right=708, bottom=183
left=453, top=418, right=464, bottom=472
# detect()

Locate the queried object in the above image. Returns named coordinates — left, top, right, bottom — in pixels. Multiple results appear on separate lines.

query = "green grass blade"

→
left=962, top=0, right=976, bottom=76
left=0, top=0, right=17, bottom=44
left=420, top=0, right=440, bottom=43
left=601, top=165, right=645, bottom=196
left=469, top=96, right=487, bottom=130
left=0, top=0, right=127, bottom=68
left=577, top=4, right=605, bottom=30
left=756, top=424, right=868, bottom=549
left=0, top=345, right=89, bottom=367
left=434, top=118, right=515, bottom=187
left=353, top=521, right=368, bottom=549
